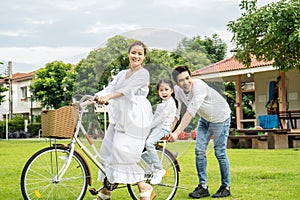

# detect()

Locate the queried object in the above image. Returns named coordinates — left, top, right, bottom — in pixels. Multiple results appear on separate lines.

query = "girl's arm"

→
left=169, top=111, right=193, bottom=141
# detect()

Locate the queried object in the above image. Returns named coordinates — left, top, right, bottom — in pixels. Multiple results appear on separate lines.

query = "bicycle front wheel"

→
left=21, top=146, right=89, bottom=200
left=127, top=146, right=179, bottom=200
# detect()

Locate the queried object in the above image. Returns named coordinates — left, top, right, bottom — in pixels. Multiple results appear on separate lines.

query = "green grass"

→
left=1, top=139, right=300, bottom=200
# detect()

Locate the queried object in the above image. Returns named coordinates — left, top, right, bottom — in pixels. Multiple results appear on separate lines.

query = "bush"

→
left=27, top=123, right=42, bottom=137
left=0, top=115, right=41, bottom=138
left=9, top=114, right=27, bottom=132
left=0, top=116, right=25, bottom=134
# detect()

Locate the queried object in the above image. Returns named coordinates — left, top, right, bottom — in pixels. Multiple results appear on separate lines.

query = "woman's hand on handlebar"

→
left=94, top=95, right=109, bottom=105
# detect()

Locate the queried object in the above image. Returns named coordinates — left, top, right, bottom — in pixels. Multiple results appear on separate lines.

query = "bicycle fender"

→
left=74, top=149, right=92, bottom=186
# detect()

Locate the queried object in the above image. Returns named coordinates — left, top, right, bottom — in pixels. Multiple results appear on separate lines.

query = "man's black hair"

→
left=171, top=66, right=191, bottom=83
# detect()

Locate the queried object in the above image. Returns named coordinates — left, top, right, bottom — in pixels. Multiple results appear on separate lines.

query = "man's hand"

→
left=167, top=132, right=178, bottom=142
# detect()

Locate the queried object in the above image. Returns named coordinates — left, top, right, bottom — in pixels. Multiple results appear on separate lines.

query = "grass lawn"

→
left=0, top=139, right=299, bottom=200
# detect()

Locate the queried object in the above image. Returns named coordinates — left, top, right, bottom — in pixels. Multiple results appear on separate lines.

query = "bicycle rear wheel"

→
left=127, top=146, right=179, bottom=200
left=21, top=146, right=89, bottom=200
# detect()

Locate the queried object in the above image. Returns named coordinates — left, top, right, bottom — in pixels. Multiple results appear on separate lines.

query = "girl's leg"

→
left=145, top=129, right=168, bottom=170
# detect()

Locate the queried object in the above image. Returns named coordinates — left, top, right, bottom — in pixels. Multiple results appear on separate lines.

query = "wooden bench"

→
left=233, top=129, right=290, bottom=149
left=287, top=129, right=300, bottom=148
left=277, top=110, right=300, bottom=129
left=240, top=118, right=256, bottom=127
left=227, top=135, right=268, bottom=149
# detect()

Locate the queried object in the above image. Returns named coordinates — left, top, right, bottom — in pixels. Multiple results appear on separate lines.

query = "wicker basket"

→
left=41, top=106, right=79, bottom=139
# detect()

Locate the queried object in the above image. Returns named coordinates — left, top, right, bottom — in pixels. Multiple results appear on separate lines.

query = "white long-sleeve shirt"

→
left=174, top=79, right=231, bottom=123
left=151, top=97, right=177, bottom=131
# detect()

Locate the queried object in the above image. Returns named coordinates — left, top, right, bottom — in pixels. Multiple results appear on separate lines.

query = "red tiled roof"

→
left=192, top=56, right=274, bottom=76
left=13, top=71, right=36, bottom=81
left=0, top=71, right=36, bottom=83
left=13, top=71, right=35, bottom=79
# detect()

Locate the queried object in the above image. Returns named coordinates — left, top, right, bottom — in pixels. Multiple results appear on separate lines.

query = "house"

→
left=0, top=70, right=108, bottom=136
left=192, top=56, right=300, bottom=129
left=0, top=71, right=42, bottom=122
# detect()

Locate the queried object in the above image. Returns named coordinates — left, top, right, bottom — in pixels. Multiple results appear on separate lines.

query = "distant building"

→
left=0, top=71, right=42, bottom=122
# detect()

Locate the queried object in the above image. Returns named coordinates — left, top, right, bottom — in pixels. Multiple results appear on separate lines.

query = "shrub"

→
left=27, top=123, right=42, bottom=137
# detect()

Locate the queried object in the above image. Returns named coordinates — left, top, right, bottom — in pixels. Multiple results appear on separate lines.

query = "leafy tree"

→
left=175, top=34, right=227, bottom=70
left=0, top=62, right=9, bottom=105
left=201, top=34, right=227, bottom=63
left=227, top=0, right=300, bottom=71
left=175, top=38, right=211, bottom=71
left=0, top=78, right=8, bottom=105
left=30, top=61, right=76, bottom=109
left=74, top=50, right=99, bottom=95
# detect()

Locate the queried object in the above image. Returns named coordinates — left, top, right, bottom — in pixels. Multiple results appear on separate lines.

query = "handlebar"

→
left=72, top=94, right=109, bottom=111
left=72, top=95, right=96, bottom=109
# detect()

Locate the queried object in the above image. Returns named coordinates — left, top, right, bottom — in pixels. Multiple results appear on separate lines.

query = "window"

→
left=21, top=86, right=28, bottom=99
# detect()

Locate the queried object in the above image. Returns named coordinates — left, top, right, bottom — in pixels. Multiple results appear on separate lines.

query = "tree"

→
left=227, top=0, right=300, bottom=71
left=0, top=77, right=8, bottom=105
left=73, top=50, right=99, bottom=95
left=30, top=61, right=76, bottom=109
left=0, top=62, right=9, bottom=105
left=175, top=34, right=227, bottom=70
left=194, top=34, right=227, bottom=63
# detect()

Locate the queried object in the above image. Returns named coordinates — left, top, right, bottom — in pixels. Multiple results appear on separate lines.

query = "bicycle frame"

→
left=55, top=96, right=106, bottom=184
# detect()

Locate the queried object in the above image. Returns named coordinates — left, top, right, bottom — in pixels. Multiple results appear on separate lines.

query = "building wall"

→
left=254, top=69, right=300, bottom=128
left=0, top=78, right=42, bottom=118
left=13, top=80, right=30, bottom=114
left=254, top=70, right=279, bottom=117
left=286, top=69, right=300, bottom=110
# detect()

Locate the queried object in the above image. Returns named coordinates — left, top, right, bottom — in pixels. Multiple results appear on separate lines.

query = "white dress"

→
left=96, top=68, right=153, bottom=184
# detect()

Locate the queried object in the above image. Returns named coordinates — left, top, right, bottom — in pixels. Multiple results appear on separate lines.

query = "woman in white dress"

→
left=94, top=41, right=155, bottom=200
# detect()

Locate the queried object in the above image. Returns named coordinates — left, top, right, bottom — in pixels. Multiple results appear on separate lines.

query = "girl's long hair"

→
left=156, top=79, right=178, bottom=108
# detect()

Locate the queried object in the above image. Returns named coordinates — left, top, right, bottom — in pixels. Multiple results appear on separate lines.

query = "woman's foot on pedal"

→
left=95, top=191, right=111, bottom=200
left=140, top=185, right=156, bottom=200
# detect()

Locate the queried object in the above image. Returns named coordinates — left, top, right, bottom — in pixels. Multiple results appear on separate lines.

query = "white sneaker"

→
left=150, top=169, right=166, bottom=185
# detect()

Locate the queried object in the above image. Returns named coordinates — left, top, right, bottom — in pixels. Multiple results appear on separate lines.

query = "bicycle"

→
left=20, top=94, right=181, bottom=200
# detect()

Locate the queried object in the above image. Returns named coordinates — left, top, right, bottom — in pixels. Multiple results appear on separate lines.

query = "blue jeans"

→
left=145, top=128, right=169, bottom=170
left=195, top=117, right=231, bottom=187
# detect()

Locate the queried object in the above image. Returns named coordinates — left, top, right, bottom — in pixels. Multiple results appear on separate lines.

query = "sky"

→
left=0, top=0, right=276, bottom=74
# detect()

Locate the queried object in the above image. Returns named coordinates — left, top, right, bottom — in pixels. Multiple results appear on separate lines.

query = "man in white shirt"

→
left=169, top=66, right=231, bottom=198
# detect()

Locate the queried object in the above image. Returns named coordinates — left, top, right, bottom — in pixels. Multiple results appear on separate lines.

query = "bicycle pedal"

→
left=89, top=188, right=98, bottom=195
left=173, top=152, right=178, bottom=158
